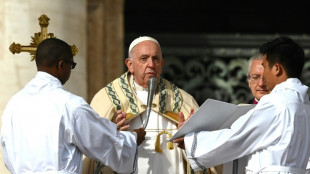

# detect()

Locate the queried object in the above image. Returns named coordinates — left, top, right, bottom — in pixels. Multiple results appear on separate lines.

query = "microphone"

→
left=143, top=76, right=157, bottom=128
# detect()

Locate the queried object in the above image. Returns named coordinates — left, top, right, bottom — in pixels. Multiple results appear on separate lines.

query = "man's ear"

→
left=272, top=63, right=283, bottom=76
left=56, top=60, right=63, bottom=70
left=125, top=58, right=134, bottom=73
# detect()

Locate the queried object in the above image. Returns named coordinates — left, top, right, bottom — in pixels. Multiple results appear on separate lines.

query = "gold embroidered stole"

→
left=105, top=72, right=182, bottom=123
left=104, top=72, right=183, bottom=152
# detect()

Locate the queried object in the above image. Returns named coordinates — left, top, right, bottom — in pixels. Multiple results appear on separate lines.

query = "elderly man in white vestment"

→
left=83, top=36, right=220, bottom=174
left=0, top=38, right=146, bottom=174
left=174, top=36, right=310, bottom=174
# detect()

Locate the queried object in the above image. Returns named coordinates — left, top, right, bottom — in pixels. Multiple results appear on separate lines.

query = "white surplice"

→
left=184, top=78, right=310, bottom=174
left=1, top=72, right=137, bottom=174
left=129, top=81, right=185, bottom=174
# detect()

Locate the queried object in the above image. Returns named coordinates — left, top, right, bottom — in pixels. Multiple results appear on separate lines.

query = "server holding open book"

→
left=172, top=36, right=310, bottom=174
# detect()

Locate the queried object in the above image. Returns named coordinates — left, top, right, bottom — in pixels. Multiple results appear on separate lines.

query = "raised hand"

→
left=113, top=110, right=130, bottom=131
left=174, top=109, right=195, bottom=149
left=178, top=108, right=195, bottom=129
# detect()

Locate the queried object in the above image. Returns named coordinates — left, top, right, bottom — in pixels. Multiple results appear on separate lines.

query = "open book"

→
left=169, top=99, right=255, bottom=141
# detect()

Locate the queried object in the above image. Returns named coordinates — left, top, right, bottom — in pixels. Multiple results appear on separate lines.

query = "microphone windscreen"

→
left=144, top=77, right=157, bottom=128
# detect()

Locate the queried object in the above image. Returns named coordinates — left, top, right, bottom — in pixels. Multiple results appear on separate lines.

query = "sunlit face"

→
left=248, top=59, right=270, bottom=100
left=262, top=55, right=277, bottom=91
left=125, top=41, right=164, bottom=88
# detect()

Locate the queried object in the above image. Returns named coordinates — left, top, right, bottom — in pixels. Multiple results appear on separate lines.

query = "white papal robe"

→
left=184, top=78, right=310, bottom=174
left=1, top=72, right=137, bottom=174
left=85, top=72, right=203, bottom=174
left=129, top=80, right=185, bottom=174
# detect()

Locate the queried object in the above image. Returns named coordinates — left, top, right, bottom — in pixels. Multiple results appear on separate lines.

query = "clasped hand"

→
left=113, top=110, right=146, bottom=146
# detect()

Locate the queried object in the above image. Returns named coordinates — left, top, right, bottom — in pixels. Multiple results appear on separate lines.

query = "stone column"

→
left=87, top=0, right=124, bottom=102
left=0, top=0, right=87, bottom=173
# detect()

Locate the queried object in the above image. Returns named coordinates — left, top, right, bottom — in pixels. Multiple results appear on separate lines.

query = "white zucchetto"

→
left=128, top=36, right=160, bottom=55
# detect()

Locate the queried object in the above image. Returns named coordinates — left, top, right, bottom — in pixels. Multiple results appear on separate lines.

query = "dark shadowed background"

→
left=123, top=1, right=310, bottom=105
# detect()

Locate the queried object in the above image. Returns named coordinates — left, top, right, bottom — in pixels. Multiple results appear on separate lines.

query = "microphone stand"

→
left=233, top=159, right=238, bottom=174
left=143, top=77, right=157, bottom=128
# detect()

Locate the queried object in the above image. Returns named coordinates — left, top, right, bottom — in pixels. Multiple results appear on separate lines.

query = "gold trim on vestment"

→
left=155, top=130, right=174, bottom=153
left=165, top=111, right=179, bottom=123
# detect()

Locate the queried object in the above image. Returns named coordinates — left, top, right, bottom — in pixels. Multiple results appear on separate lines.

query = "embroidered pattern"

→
left=171, top=82, right=182, bottom=112
left=94, top=161, right=104, bottom=174
left=105, top=82, right=121, bottom=110
left=192, top=131, right=207, bottom=170
left=120, top=73, right=138, bottom=115
left=159, top=77, right=167, bottom=114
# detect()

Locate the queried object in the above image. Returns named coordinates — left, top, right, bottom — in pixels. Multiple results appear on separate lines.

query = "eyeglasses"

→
left=247, top=74, right=264, bottom=84
left=63, top=60, right=77, bottom=69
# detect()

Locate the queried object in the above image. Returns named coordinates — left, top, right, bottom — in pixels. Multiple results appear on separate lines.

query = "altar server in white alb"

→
left=0, top=38, right=146, bottom=174
left=173, top=36, right=310, bottom=174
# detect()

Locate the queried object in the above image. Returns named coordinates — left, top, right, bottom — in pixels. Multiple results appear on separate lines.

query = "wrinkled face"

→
left=248, top=59, right=270, bottom=100
left=262, top=55, right=277, bottom=91
left=126, top=41, right=164, bottom=88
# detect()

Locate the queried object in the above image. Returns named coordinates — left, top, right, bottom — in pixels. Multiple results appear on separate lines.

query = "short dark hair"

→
left=36, top=38, right=73, bottom=67
left=259, top=36, right=305, bottom=78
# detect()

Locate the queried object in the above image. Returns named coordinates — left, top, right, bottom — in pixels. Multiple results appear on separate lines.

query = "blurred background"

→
left=124, top=0, right=310, bottom=105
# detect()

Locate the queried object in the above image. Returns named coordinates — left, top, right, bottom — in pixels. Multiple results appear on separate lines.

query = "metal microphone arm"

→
left=144, top=77, right=157, bottom=128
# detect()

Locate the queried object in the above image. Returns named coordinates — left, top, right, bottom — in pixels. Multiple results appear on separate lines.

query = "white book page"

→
left=219, top=104, right=255, bottom=129
left=169, top=99, right=255, bottom=141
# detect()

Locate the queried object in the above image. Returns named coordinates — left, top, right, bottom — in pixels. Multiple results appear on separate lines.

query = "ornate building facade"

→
left=126, top=34, right=310, bottom=105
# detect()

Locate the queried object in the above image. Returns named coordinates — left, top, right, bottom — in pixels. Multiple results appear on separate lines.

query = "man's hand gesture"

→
left=173, top=109, right=195, bottom=149
left=133, top=127, right=146, bottom=146
left=113, top=110, right=130, bottom=131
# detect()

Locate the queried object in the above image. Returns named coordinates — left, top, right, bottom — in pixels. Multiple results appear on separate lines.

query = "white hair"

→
left=247, top=52, right=264, bottom=73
